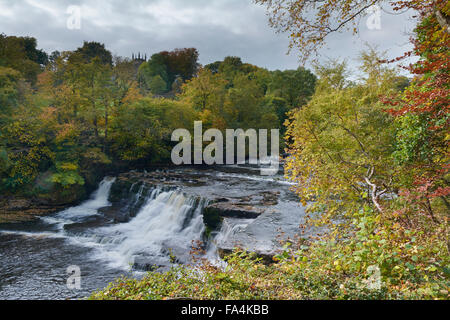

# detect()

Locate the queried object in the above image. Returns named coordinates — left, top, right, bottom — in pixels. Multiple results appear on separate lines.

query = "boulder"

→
left=203, top=199, right=267, bottom=230
left=260, top=191, right=279, bottom=206
left=63, top=215, right=111, bottom=233
left=205, top=202, right=263, bottom=219
left=98, top=206, right=130, bottom=223
left=132, top=257, right=161, bottom=271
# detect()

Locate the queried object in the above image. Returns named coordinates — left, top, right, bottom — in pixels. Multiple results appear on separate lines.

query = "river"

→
left=0, top=166, right=309, bottom=300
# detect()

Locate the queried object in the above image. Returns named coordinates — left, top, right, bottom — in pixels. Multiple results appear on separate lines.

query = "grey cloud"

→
left=0, top=0, right=416, bottom=72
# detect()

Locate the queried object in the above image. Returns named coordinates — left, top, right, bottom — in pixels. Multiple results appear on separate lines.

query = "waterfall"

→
left=71, top=188, right=208, bottom=270
left=0, top=167, right=307, bottom=299
left=12, top=176, right=244, bottom=271
left=205, top=218, right=254, bottom=266
left=29, top=177, right=210, bottom=271
left=39, top=177, right=116, bottom=229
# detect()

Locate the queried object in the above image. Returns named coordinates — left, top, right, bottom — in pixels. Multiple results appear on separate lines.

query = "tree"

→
left=138, top=53, right=169, bottom=92
left=149, top=75, right=167, bottom=95
left=59, top=51, right=114, bottom=149
left=223, top=73, right=269, bottom=129
left=160, top=48, right=199, bottom=84
left=208, top=56, right=260, bottom=86
left=182, top=59, right=298, bottom=132
left=72, top=41, right=113, bottom=66
left=0, top=34, right=46, bottom=83
left=0, top=99, right=53, bottom=191
left=0, top=66, right=21, bottom=182
left=268, top=67, right=316, bottom=107
left=204, top=61, right=221, bottom=74
left=381, top=0, right=449, bottom=230
left=182, top=69, right=227, bottom=110
left=22, top=36, right=48, bottom=66
left=255, top=0, right=449, bottom=61
left=110, top=97, right=196, bottom=162
left=263, top=95, right=290, bottom=129
left=181, top=68, right=228, bottom=129
left=113, top=56, right=138, bottom=85
left=260, top=0, right=449, bottom=228
left=0, top=67, right=21, bottom=124
left=285, top=54, right=402, bottom=217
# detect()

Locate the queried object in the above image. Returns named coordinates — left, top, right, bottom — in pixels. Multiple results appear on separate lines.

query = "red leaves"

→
left=430, top=186, right=450, bottom=198
left=382, top=1, right=449, bottom=216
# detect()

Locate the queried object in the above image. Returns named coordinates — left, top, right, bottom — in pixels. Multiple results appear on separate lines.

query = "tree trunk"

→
left=434, top=9, right=450, bottom=34
left=364, top=166, right=386, bottom=214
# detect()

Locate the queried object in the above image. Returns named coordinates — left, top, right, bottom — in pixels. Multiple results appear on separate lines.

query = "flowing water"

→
left=0, top=166, right=309, bottom=300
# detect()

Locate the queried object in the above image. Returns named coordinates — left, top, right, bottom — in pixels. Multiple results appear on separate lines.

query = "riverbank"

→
left=91, top=220, right=450, bottom=300
left=0, top=163, right=187, bottom=224
left=91, top=233, right=450, bottom=300
left=0, top=197, right=75, bottom=223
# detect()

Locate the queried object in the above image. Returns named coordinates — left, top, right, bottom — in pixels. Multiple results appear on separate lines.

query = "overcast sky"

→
left=0, top=0, right=417, bottom=72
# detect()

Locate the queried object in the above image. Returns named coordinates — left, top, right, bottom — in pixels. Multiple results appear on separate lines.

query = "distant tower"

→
left=132, top=52, right=147, bottom=63
left=131, top=52, right=147, bottom=75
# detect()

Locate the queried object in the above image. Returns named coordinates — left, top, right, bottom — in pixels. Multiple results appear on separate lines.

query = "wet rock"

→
left=161, top=242, right=192, bottom=264
left=5, top=199, right=32, bottom=211
left=106, top=178, right=172, bottom=221
left=203, top=202, right=265, bottom=230
left=206, top=202, right=264, bottom=219
left=0, top=198, right=69, bottom=224
left=108, top=178, right=135, bottom=203
left=214, top=197, right=232, bottom=203
left=63, top=215, right=111, bottom=233
left=203, top=206, right=222, bottom=230
left=98, top=206, right=130, bottom=223
left=209, top=191, right=280, bottom=208
left=113, top=169, right=212, bottom=190
left=132, top=257, right=163, bottom=272
left=260, top=191, right=280, bottom=206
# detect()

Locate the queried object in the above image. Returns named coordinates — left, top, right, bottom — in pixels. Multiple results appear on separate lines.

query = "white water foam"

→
left=0, top=177, right=116, bottom=238
left=206, top=218, right=254, bottom=267
left=65, top=187, right=207, bottom=270
left=1, top=176, right=246, bottom=272
left=40, top=177, right=116, bottom=230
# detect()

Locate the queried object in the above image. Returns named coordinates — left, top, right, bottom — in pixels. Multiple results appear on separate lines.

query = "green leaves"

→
left=393, top=113, right=431, bottom=165
left=49, top=161, right=84, bottom=188
left=148, top=75, right=167, bottom=95
left=285, top=56, right=399, bottom=218
left=50, top=171, right=84, bottom=188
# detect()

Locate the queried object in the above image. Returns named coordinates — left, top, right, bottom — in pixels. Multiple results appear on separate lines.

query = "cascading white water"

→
left=27, top=177, right=211, bottom=271
left=39, top=177, right=116, bottom=230
left=215, top=219, right=253, bottom=245
left=206, top=218, right=254, bottom=265
left=67, top=187, right=207, bottom=270
left=0, top=167, right=308, bottom=300
left=11, top=176, right=249, bottom=271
